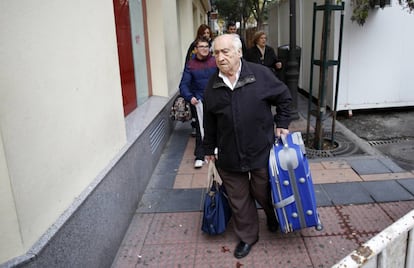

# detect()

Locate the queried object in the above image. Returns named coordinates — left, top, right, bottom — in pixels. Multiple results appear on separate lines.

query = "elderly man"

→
left=203, top=34, right=292, bottom=259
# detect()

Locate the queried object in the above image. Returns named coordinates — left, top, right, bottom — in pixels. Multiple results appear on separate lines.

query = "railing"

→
left=332, top=209, right=414, bottom=268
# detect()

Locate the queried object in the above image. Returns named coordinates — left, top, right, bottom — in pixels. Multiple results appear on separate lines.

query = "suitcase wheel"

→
left=315, top=215, right=323, bottom=231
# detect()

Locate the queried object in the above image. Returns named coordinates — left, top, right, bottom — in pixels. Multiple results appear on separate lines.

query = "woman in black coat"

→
left=245, top=31, right=282, bottom=76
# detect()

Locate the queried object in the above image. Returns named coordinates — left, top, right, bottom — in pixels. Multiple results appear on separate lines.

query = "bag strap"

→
left=207, top=161, right=223, bottom=190
left=280, top=134, right=288, bottom=146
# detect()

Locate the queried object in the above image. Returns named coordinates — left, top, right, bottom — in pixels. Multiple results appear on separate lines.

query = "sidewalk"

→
left=111, top=101, right=414, bottom=267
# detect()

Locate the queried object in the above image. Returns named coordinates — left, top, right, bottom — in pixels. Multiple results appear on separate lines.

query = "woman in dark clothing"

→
left=245, top=31, right=282, bottom=76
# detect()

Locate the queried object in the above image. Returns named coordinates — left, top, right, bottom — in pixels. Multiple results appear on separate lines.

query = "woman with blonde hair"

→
left=245, top=31, right=282, bottom=76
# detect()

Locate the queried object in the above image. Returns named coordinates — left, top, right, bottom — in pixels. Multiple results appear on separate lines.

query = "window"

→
left=113, top=0, right=151, bottom=116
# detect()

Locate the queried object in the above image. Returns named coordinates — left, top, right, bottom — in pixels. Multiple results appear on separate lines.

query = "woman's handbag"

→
left=201, top=161, right=232, bottom=235
left=170, top=95, right=192, bottom=122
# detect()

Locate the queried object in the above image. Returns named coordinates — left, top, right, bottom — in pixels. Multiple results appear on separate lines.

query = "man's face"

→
left=195, top=41, right=210, bottom=58
left=213, top=35, right=241, bottom=75
left=228, top=26, right=237, bottom=34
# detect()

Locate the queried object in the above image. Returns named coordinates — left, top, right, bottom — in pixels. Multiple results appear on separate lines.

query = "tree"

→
left=250, top=0, right=269, bottom=30
left=215, top=0, right=277, bottom=30
left=215, top=0, right=243, bottom=24
left=399, top=0, right=414, bottom=12
left=351, top=0, right=414, bottom=26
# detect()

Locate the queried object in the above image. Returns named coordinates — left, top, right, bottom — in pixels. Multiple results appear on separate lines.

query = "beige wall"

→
left=178, top=0, right=195, bottom=66
left=146, top=0, right=209, bottom=98
left=146, top=0, right=170, bottom=97
left=0, top=0, right=126, bottom=262
left=193, top=0, right=210, bottom=32
left=0, top=0, right=210, bottom=263
left=163, top=1, right=184, bottom=96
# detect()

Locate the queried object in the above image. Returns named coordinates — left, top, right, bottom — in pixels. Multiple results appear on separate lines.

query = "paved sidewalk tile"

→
left=309, top=162, right=324, bottom=170
left=173, top=173, right=193, bottom=188
left=113, top=213, right=154, bottom=267
left=112, top=202, right=414, bottom=268
left=311, top=168, right=362, bottom=184
left=304, top=236, right=358, bottom=268
left=314, top=184, right=332, bottom=207
left=361, top=172, right=414, bottom=181
left=348, top=159, right=392, bottom=175
left=378, top=201, right=414, bottom=221
left=379, top=158, right=407, bottom=173
left=320, top=160, right=351, bottom=169
left=137, top=189, right=204, bottom=213
left=361, top=180, right=414, bottom=202
left=397, top=178, right=414, bottom=195
left=322, top=182, right=374, bottom=205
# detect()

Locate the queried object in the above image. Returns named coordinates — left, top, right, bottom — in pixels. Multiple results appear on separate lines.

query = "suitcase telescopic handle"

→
left=278, top=134, right=288, bottom=147
left=275, top=135, right=286, bottom=145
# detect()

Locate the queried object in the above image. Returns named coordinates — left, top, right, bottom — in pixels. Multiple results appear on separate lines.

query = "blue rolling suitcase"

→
left=268, top=132, right=323, bottom=233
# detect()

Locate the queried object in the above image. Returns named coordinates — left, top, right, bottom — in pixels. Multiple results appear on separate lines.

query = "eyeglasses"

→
left=197, top=45, right=209, bottom=49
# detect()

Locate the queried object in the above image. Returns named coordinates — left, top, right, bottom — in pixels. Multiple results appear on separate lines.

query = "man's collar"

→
left=218, top=59, right=242, bottom=90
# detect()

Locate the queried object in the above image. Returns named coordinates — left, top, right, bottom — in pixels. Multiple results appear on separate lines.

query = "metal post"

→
left=313, top=0, right=333, bottom=150
left=285, top=0, right=299, bottom=120
left=306, top=2, right=318, bottom=145
left=239, top=0, right=244, bottom=38
left=331, top=2, right=345, bottom=146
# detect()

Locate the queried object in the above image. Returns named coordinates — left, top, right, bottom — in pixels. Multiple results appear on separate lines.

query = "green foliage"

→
left=250, top=0, right=270, bottom=29
left=215, top=0, right=275, bottom=29
left=399, top=0, right=414, bottom=12
left=350, top=0, right=371, bottom=26
left=215, top=0, right=243, bottom=23
left=217, top=0, right=413, bottom=28
left=351, top=0, right=414, bottom=26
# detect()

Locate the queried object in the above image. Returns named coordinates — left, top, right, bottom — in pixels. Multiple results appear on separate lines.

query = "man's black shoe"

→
left=267, top=222, right=279, bottom=233
left=234, top=239, right=258, bottom=259
left=267, top=219, right=279, bottom=233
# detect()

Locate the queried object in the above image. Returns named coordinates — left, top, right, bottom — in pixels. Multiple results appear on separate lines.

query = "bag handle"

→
left=207, top=161, right=223, bottom=190
left=275, top=134, right=288, bottom=147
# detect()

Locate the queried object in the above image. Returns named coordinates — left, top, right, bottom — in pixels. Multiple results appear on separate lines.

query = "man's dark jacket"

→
left=203, top=59, right=292, bottom=172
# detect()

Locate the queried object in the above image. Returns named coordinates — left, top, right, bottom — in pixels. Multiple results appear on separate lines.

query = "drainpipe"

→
left=286, top=0, right=299, bottom=120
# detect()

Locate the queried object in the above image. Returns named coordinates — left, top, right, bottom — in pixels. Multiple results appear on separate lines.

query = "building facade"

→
left=0, top=0, right=211, bottom=266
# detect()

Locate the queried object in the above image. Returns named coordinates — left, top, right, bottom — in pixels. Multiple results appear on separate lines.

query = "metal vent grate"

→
left=304, top=132, right=366, bottom=159
left=149, top=118, right=167, bottom=154
left=368, top=138, right=410, bottom=146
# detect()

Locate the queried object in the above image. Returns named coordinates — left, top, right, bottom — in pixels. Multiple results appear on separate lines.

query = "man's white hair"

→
left=213, top=34, right=243, bottom=56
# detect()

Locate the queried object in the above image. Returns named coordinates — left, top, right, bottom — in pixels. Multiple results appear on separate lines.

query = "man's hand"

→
left=191, top=97, right=199, bottom=105
left=205, top=155, right=216, bottom=163
left=275, top=62, right=282, bottom=69
left=276, top=128, right=289, bottom=137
